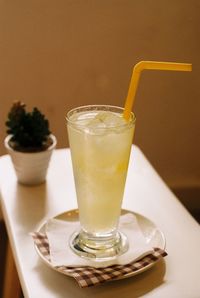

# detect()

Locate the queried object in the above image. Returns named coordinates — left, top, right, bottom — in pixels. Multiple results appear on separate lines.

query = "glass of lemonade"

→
left=67, top=105, right=135, bottom=260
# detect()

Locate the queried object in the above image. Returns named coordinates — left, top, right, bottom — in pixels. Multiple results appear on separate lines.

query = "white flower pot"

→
left=4, top=134, right=57, bottom=186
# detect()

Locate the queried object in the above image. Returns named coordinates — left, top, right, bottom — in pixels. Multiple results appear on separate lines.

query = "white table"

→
left=0, top=146, right=200, bottom=298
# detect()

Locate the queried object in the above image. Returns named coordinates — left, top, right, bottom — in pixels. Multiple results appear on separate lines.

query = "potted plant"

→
left=4, top=101, right=57, bottom=185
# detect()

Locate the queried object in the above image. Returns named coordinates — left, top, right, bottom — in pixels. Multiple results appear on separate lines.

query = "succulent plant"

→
left=6, top=101, right=51, bottom=152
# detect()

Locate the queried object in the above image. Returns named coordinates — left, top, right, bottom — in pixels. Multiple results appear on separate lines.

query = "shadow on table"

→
left=13, top=182, right=48, bottom=232
left=33, top=257, right=166, bottom=298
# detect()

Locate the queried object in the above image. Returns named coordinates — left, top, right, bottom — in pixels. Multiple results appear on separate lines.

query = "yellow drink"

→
left=67, top=105, right=135, bottom=259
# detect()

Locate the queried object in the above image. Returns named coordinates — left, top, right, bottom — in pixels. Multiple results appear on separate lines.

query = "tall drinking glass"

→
left=67, top=105, right=135, bottom=260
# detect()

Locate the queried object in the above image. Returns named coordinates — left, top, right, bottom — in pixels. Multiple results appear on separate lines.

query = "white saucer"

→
left=34, top=209, right=166, bottom=280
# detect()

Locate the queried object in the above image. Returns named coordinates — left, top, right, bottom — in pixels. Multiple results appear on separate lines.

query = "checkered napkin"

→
left=31, top=215, right=167, bottom=287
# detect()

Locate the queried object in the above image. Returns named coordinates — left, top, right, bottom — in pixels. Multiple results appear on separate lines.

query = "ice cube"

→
left=86, top=111, right=126, bottom=134
left=107, top=114, right=125, bottom=127
left=88, top=113, right=107, bottom=129
left=94, top=111, right=126, bottom=127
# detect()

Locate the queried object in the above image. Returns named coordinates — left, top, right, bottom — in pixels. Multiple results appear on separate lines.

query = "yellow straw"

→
left=123, top=61, right=192, bottom=120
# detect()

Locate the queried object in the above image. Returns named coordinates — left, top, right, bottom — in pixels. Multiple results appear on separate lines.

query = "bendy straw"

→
left=123, top=61, right=192, bottom=120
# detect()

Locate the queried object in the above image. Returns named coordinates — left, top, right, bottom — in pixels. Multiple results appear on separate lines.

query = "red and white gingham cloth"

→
left=31, top=232, right=167, bottom=288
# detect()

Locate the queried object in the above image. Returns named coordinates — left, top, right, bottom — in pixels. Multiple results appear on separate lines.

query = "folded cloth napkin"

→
left=31, top=213, right=167, bottom=287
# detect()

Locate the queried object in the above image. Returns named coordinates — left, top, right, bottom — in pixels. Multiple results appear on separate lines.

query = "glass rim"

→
left=66, top=105, right=136, bottom=129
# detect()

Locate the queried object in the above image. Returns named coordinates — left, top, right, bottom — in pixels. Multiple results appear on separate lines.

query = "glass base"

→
left=69, top=230, right=128, bottom=260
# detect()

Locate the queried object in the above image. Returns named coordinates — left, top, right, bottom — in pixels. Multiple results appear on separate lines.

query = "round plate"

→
left=34, top=209, right=165, bottom=280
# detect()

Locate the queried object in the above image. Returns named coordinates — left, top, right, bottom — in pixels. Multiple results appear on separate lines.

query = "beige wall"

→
left=0, top=1, right=200, bottom=192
